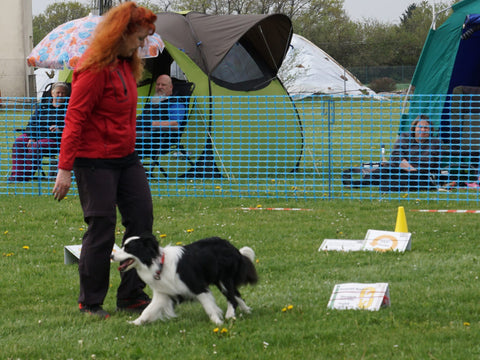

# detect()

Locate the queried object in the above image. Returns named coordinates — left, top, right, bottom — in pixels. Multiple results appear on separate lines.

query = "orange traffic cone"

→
left=395, top=206, right=408, bottom=233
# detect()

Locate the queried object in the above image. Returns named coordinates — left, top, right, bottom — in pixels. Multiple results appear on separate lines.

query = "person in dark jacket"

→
left=9, top=82, right=69, bottom=181
left=364, top=115, right=442, bottom=191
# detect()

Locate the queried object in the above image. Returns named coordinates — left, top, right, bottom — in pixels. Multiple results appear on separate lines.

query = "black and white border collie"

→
left=111, top=233, right=258, bottom=326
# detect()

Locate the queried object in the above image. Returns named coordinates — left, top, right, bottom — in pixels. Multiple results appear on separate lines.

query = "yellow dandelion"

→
left=271, top=179, right=275, bottom=183
left=3, top=231, right=8, bottom=235
left=22, top=246, right=30, bottom=250
left=186, top=228, right=194, bottom=233
left=160, top=234, right=167, bottom=238
left=281, top=307, right=287, bottom=312
left=215, top=186, right=221, bottom=190
left=464, top=322, right=471, bottom=326
left=221, top=328, right=228, bottom=334
left=213, top=328, right=219, bottom=333
left=287, top=305, right=293, bottom=310
left=256, top=204, right=262, bottom=208
left=175, top=242, right=183, bottom=246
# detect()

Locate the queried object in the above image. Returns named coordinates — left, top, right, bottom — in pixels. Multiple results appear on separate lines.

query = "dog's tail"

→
left=239, top=246, right=258, bottom=285
left=240, top=246, right=255, bottom=263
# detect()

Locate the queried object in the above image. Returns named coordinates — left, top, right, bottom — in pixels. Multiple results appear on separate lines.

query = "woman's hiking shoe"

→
left=79, top=303, right=110, bottom=319
left=116, top=296, right=151, bottom=313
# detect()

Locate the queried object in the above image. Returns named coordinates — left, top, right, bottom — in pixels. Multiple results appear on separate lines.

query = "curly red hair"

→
left=76, top=2, right=157, bottom=81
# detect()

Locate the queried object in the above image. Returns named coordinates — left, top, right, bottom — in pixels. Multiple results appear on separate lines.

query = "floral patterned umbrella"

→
left=27, top=15, right=164, bottom=70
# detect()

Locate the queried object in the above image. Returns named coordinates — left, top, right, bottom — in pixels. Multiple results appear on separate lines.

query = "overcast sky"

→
left=32, top=0, right=441, bottom=23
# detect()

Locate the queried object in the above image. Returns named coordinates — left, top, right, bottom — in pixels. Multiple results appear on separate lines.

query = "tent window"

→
left=210, top=41, right=273, bottom=91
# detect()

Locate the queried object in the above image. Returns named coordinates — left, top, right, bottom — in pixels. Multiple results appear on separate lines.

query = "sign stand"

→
left=319, top=230, right=411, bottom=252
left=327, top=283, right=390, bottom=311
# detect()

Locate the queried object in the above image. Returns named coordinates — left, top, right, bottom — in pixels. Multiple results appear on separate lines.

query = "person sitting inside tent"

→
left=362, top=115, right=443, bottom=191
left=9, top=82, right=70, bottom=182
left=136, top=74, right=188, bottom=159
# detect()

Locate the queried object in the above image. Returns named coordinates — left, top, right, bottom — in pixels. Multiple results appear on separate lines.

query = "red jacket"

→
left=58, top=59, right=138, bottom=171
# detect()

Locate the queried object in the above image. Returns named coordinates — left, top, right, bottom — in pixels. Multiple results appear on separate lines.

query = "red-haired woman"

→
left=53, top=2, right=157, bottom=318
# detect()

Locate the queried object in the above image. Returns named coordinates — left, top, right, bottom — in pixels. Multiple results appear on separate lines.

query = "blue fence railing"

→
left=1, top=94, right=480, bottom=202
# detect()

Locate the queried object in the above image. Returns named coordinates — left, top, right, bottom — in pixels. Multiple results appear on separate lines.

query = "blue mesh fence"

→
left=1, top=94, right=480, bottom=202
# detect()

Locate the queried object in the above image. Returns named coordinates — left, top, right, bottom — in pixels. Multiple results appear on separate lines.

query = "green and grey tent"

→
left=141, top=12, right=303, bottom=178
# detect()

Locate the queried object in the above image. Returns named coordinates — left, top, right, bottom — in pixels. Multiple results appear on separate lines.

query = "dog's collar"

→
left=153, top=253, right=165, bottom=280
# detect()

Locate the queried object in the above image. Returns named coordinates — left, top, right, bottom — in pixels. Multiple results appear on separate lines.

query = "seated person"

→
left=363, top=115, right=442, bottom=191
left=136, top=74, right=187, bottom=157
left=9, top=82, right=70, bottom=182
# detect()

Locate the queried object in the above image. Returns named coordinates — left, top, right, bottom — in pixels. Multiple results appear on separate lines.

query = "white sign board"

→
left=64, top=244, right=122, bottom=265
left=363, top=230, right=411, bottom=252
left=319, top=230, right=411, bottom=253
left=319, top=239, right=365, bottom=252
left=327, top=283, right=390, bottom=311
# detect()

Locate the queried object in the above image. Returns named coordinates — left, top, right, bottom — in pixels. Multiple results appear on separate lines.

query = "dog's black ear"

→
left=141, top=232, right=160, bottom=256
left=140, top=231, right=158, bottom=243
left=130, top=232, right=160, bottom=267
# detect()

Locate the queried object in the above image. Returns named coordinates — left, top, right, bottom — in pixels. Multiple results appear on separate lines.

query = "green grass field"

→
left=1, top=195, right=479, bottom=359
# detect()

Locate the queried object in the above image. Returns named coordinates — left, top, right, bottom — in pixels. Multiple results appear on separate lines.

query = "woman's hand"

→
left=52, top=169, right=72, bottom=201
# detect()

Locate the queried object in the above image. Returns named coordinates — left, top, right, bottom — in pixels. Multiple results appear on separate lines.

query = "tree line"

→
left=33, top=0, right=456, bottom=69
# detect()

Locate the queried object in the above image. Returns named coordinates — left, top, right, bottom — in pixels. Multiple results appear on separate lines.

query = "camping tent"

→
left=403, top=0, right=480, bottom=173
left=278, top=34, right=374, bottom=96
left=404, top=0, right=480, bottom=150
left=409, top=0, right=480, bottom=97
left=142, top=12, right=303, bottom=178
left=56, top=12, right=303, bottom=178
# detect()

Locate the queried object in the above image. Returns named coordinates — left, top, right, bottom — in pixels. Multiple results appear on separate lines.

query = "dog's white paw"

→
left=212, top=317, right=223, bottom=326
left=225, top=313, right=236, bottom=321
left=128, top=318, right=144, bottom=326
left=236, top=297, right=252, bottom=314
left=225, top=304, right=236, bottom=320
left=242, top=306, right=252, bottom=314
